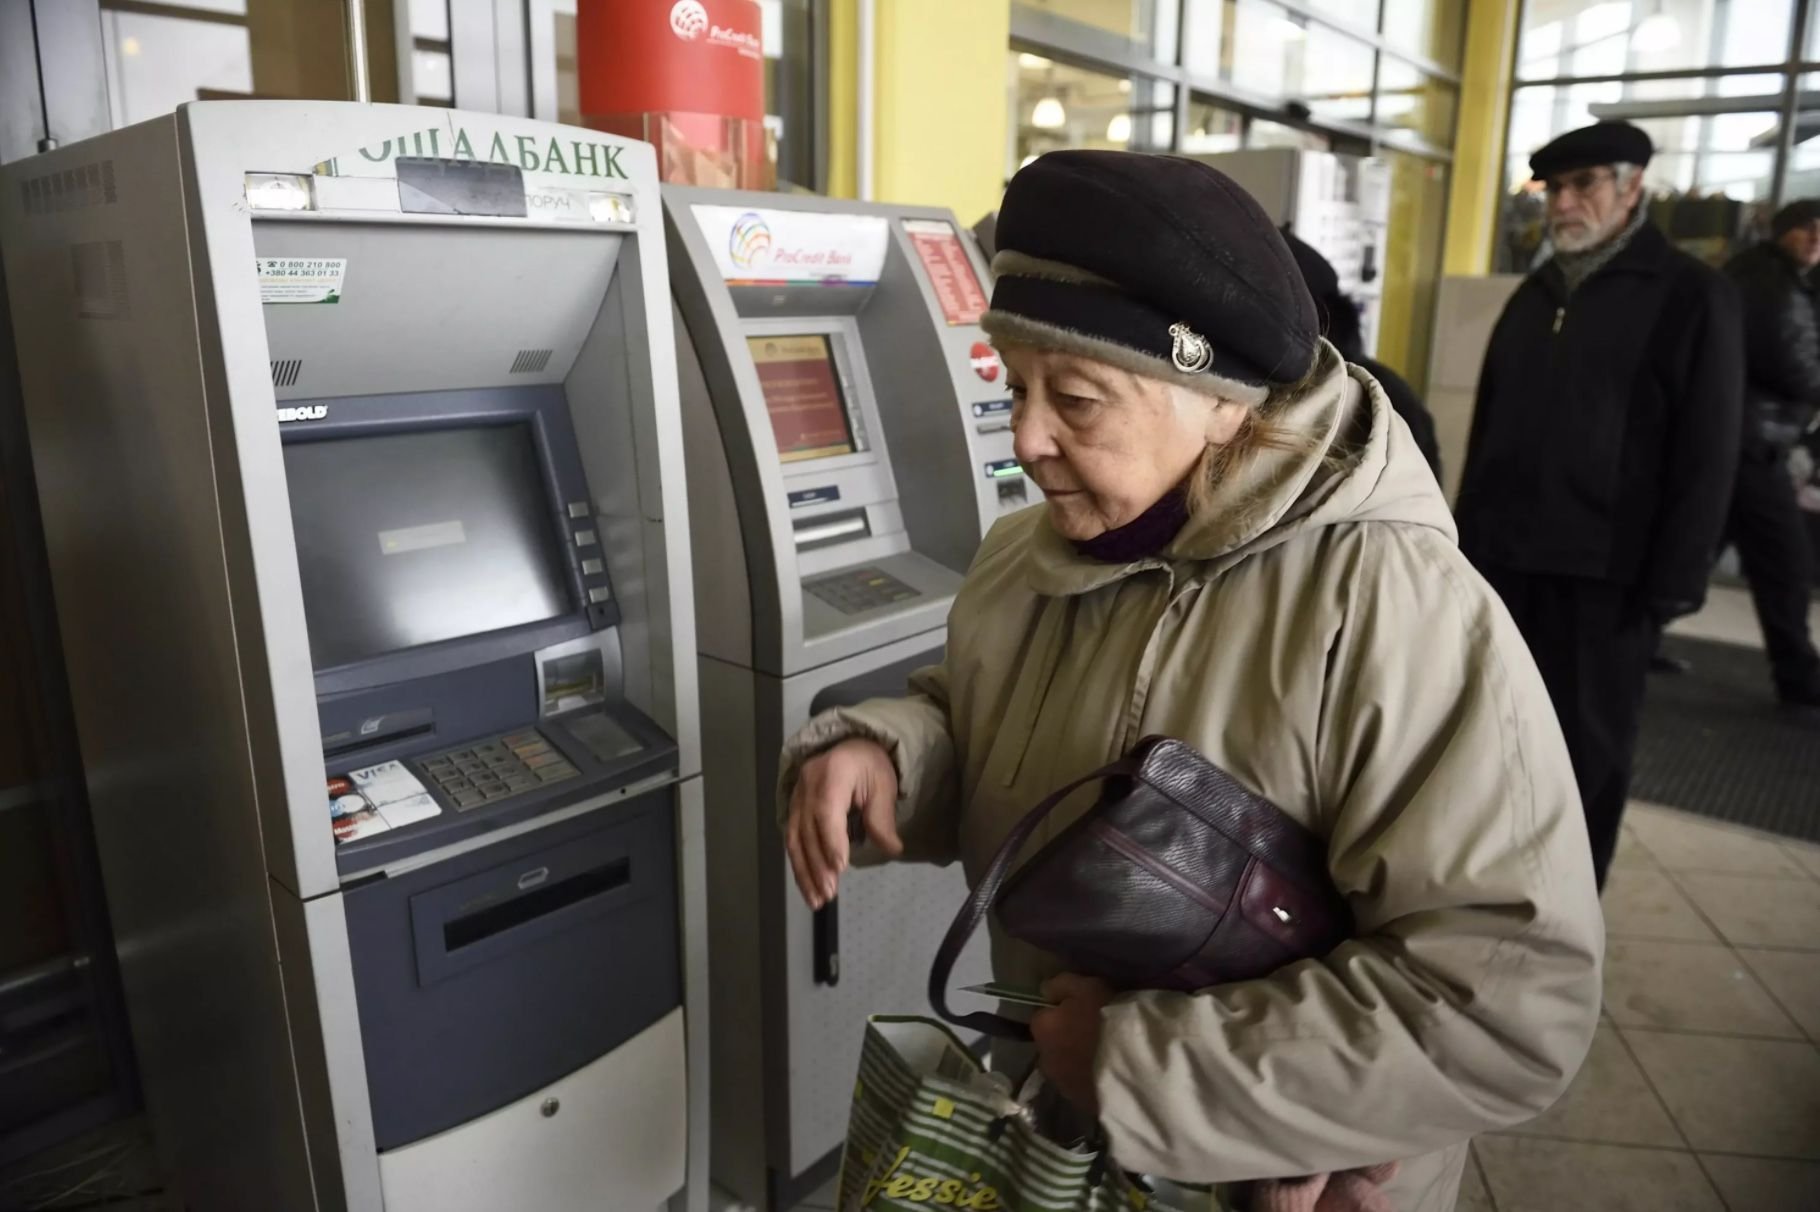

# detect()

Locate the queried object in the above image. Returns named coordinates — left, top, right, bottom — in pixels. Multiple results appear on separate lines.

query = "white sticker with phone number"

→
left=257, top=257, right=346, bottom=304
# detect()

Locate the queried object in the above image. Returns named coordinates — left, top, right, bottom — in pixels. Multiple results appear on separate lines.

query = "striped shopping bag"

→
left=836, top=1016, right=1196, bottom=1212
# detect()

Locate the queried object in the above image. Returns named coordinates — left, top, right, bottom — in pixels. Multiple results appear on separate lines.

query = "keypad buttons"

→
left=418, top=727, right=581, bottom=811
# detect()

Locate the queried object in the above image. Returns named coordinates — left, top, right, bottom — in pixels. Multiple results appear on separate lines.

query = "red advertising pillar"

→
left=577, top=0, right=775, bottom=189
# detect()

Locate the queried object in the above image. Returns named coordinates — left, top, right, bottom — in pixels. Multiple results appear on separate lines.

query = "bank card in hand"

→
left=962, top=981, right=1058, bottom=1009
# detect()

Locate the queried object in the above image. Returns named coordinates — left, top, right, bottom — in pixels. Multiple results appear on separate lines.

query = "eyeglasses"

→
left=1543, top=168, right=1618, bottom=198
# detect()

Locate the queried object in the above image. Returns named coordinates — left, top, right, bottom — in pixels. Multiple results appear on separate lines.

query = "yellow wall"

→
left=826, top=0, right=1011, bottom=224
left=827, top=0, right=858, bottom=198
left=1443, top=0, right=1520, bottom=275
left=1376, top=152, right=1451, bottom=391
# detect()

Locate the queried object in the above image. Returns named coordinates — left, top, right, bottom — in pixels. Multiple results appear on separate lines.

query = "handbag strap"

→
left=928, top=752, right=1144, bottom=1040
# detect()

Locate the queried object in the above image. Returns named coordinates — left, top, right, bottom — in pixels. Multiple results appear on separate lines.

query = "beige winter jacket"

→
left=780, top=346, right=1604, bottom=1211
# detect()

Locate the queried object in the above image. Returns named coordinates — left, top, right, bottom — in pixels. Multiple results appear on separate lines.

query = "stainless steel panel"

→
left=0, top=119, right=320, bottom=1211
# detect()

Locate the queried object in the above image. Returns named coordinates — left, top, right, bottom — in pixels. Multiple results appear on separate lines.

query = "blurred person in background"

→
left=1711, top=198, right=1820, bottom=716
left=1456, top=121, right=1743, bottom=889
left=1284, top=230, right=1443, bottom=480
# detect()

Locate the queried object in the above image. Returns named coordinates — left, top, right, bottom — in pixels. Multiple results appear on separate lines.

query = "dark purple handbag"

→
left=930, top=736, right=1354, bottom=1040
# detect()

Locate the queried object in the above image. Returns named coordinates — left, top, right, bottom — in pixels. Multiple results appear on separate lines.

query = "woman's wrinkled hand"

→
left=1030, top=974, right=1114, bottom=1115
left=784, top=738, right=902, bottom=910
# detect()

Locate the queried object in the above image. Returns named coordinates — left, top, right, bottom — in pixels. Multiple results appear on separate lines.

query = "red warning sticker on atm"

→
left=970, top=342, right=1002, bottom=382
left=905, top=219, right=988, bottom=326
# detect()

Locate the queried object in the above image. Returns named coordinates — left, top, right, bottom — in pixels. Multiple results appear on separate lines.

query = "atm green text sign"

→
left=314, top=125, right=631, bottom=181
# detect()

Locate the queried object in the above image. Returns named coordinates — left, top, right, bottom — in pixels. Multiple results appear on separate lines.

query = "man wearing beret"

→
left=1716, top=199, right=1820, bottom=714
left=1457, top=121, right=1743, bottom=889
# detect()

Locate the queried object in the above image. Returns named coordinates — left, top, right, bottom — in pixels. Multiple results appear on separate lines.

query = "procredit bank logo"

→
left=669, top=0, right=709, bottom=39
left=729, top=212, right=773, bottom=269
left=668, top=0, right=763, bottom=58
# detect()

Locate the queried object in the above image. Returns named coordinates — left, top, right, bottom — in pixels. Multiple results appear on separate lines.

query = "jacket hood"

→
left=1025, top=341, right=1455, bottom=596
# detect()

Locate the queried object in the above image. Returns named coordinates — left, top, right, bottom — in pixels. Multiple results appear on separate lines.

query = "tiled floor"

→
left=1463, top=803, right=1820, bottom=1212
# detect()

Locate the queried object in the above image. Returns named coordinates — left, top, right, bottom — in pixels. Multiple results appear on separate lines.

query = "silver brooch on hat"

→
left=1170, top=323, right=1213, bottom=374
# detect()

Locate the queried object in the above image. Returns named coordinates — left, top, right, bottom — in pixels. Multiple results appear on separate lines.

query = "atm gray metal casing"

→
left=0, top=103, right=708, bottom=1212
left=664, top=186, right=1026, bottom=1207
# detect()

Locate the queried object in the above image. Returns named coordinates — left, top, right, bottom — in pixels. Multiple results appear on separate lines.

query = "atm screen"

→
left=284, top=423, right=575, bottom=669
left=747, top=334, right=857, bottom=463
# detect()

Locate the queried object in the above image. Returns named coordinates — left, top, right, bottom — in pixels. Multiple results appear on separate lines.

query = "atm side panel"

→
left=858, top=230, right=999, bottom=574
left=0, top=120, right=320, bottom=1210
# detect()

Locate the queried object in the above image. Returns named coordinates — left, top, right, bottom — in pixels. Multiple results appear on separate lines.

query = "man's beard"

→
left=1550, top=207, right=1629, bottom=253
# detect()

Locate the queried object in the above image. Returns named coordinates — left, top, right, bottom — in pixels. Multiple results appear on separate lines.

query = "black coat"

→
left=1457, top=221, right=1743, bottom=620
left=1357, top=354, right=1441, bottom=480
left=1722, top=240, right=1820, bottom=455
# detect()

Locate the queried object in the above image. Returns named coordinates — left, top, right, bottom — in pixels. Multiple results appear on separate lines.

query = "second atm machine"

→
left=665, top=192, right=1022, bottom=1206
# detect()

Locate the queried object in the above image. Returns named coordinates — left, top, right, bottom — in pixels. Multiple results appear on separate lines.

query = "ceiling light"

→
left=243, top=173, right=314, bottom=211
left=1032, top=97, right=1067, bottom=129
left=122, top=36, right=141, bottom=57
left=1118, top=79, right=1132, bottom=93
left=1632, top=13, right=1681, bottom=54
left=1018, top=52, right=1052, bottom=69
left=1106, top=113, right=1133, bottom=143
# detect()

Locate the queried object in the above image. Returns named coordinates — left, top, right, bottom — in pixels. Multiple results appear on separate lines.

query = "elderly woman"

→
left=781, top=152, right=1602, bottom=1211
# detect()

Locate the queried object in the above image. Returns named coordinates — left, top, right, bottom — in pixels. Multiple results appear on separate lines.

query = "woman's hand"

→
left=784, top=738, right=902, bottom=909
left=1030, top=974, right=1113, bottom=1115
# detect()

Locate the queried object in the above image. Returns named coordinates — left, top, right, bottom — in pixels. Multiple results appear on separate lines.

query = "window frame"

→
left=1497, top=0, right=1820, bottom=271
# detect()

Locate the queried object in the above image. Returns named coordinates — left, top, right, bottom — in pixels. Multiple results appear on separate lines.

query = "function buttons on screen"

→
left=588, top=587, right=612, bottom=604
left=974, top=399, right=1014, bottom=434
left=419, top=729, right=579, bottom=811
left=581, top=558, right=605, bottom=575
left=573, top=529, right=598, bottom=547
left=567, top=501, right=591, bottom=519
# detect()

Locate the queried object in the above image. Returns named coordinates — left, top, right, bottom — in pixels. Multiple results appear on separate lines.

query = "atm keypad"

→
left=419, top=729, right=579, bottom=810
left=806, top=567, right=921, bottom=615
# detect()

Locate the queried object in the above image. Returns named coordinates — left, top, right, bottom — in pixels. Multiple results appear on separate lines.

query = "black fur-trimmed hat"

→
left=982, top=151, right=1319, bottom=406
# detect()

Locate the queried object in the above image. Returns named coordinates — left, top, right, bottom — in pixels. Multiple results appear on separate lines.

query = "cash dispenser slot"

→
left=792, top=508, right=871, bottom=551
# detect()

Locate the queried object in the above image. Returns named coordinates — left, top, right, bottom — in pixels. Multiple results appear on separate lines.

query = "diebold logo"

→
left=669, top=0, right=709, bottom=40
left=277, top=405, right=327, bottom=423
left=729, top=211, right=773, bottom=269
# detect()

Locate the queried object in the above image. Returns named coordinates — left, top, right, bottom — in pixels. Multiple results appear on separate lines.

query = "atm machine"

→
left=0, top=103, right=707, bottom=1212
left=1187, top=148, right=1392, bottom=356
left=664, top=191, right=1020, bottom=1208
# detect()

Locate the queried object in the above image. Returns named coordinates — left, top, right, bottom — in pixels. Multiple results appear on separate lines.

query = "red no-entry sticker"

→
left=970, top=341, right=1002, bottom=382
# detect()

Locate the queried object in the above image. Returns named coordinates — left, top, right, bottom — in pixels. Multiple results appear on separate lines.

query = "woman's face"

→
left=1004, top=345, right=1247, bottom=541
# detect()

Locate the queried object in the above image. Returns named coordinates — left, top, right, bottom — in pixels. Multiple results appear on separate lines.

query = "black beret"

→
left=1529, top=121, right=1653, bottom=181
left=1773, top=198, right=1820, bottom=237
left=982, top=151, right=1319, bottom=404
